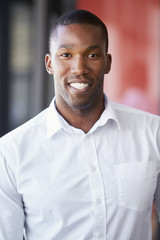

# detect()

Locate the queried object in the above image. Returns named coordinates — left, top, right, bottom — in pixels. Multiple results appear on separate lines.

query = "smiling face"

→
left=45, top=23, right=111, bottom=116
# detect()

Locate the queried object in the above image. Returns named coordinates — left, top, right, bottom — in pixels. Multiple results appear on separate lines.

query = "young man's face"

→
left=45, top=23, right=111, bottom=115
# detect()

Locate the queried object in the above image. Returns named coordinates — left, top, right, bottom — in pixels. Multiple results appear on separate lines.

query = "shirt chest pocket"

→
left=114, top=161, right=157, bottom=212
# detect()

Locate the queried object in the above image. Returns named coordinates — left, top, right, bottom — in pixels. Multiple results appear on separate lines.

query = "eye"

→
left=88, top=53, right=99, bottom=58
left=60, top=53, right=72, bottom=58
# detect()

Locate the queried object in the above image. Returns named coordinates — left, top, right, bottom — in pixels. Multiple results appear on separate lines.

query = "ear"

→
left=45, top=53, right=54, bottom=75
left=105, top=54, right=112, bottom=74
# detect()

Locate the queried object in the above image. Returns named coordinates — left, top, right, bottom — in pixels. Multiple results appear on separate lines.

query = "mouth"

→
left=69, top=82, right=90, bottom=90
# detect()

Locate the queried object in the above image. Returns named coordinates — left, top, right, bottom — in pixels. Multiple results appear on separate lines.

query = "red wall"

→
left=76, top=0, right=160, bottom=114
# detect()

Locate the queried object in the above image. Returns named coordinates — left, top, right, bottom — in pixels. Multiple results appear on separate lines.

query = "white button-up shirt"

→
left=0, top=95, right=160, bottom=240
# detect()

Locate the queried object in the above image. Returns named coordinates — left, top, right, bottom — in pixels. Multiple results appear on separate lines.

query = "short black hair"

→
left=49, top=9, right=109, bottom=52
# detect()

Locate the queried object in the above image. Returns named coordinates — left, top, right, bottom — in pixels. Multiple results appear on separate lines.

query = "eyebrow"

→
left=58, top=44, right=72, bottom=49
left=87, top=45, right=101, bottom=50
left=58, top=44, right=102, bottom=50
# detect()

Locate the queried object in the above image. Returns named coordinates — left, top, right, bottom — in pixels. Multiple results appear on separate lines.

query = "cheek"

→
left=90, top=60, right=107, bottom=74
left=53, top=72, right=67, bottom=92
left=54, top=65, right=69, bottom=82
left=94, top=67, right=106, bottom=78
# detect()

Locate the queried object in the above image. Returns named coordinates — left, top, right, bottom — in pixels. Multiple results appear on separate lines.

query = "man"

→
left=0, top=9, right=160, bottom=240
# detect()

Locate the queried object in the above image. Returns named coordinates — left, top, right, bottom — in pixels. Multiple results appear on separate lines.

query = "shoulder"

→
left=111, top=101, right=160, bottom=119
left=110, top=101, right=160, bottom=128
left=0, top=108, right=48, bottom=150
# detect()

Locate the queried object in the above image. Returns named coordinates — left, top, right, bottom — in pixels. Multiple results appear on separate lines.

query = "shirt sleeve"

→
left=0, top=150, right=24, bottom=240
left=154, top=172, right=160, bottom=222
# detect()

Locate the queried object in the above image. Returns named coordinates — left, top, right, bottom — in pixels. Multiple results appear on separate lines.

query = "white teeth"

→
left=70, top=83, right=89, bottom=90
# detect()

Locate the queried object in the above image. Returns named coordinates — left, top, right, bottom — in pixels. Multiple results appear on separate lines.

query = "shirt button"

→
left=96, top=198, right=101, bottom=204
left=95, top=232, right=103, bottom=238
left=91, top=166, right=96, bottom=171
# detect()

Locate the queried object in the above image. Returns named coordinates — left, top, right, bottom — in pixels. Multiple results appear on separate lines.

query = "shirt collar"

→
left=104, top=95, right=120, bottom=129
left=46, top=98, right=62, bottom=138
left=47, top=95, right=120, bottom=138
left=88, top=94, right=120, bottom=133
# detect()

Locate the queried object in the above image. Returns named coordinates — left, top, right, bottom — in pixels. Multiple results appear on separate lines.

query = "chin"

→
left=70, top=101, right=94, bottom=111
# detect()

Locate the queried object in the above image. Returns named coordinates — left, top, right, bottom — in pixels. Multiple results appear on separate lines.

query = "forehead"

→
left=50, top=24, right=106, bottom=50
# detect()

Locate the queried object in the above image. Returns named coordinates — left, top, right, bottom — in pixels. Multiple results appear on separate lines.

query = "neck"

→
left=56, top=99, right=105, bottom=133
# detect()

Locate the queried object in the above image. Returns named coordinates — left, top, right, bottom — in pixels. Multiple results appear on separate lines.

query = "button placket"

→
left=83, top=133, right=106, bottom=239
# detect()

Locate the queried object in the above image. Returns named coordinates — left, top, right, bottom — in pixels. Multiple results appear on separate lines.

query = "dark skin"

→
left=45, top=24, right=112, bottom=133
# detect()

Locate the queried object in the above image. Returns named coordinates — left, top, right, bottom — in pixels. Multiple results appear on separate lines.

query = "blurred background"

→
left=0, top=0, right=160, bottom=238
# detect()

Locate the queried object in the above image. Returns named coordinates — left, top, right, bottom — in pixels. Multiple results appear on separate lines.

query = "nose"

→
left=70, top=56, right=89, bottom=74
